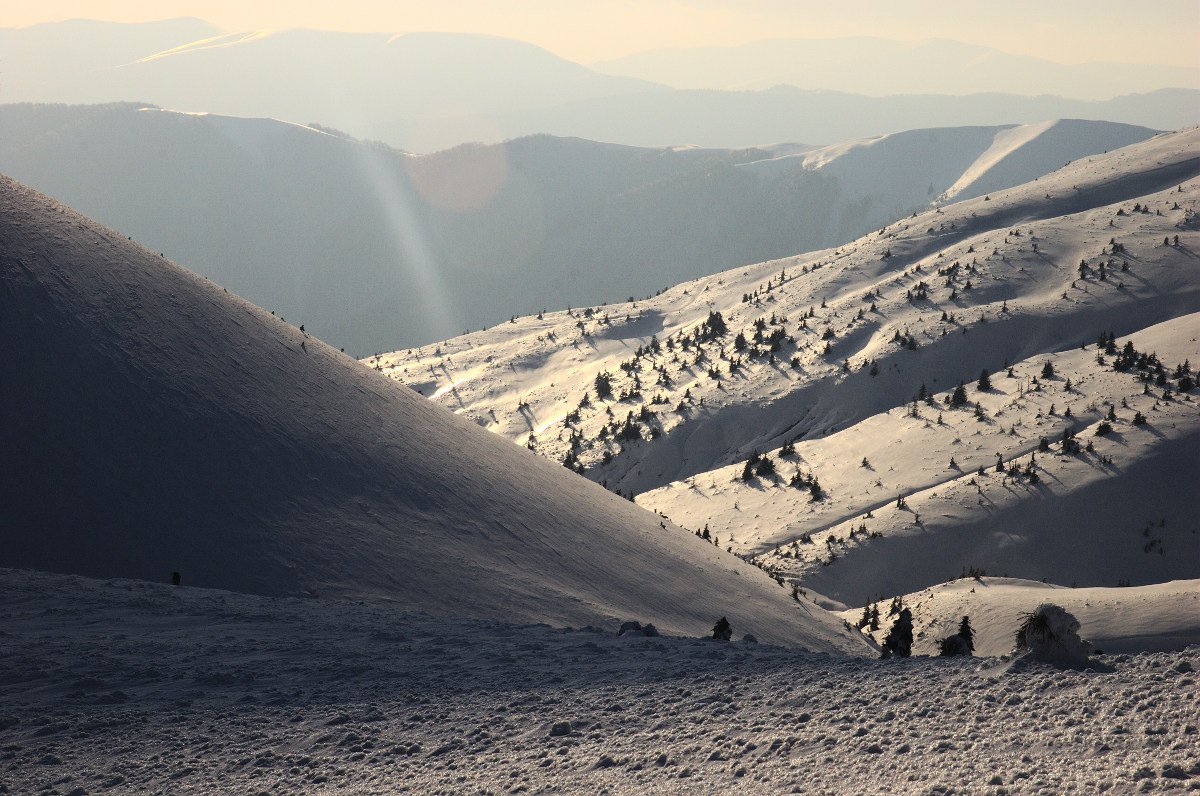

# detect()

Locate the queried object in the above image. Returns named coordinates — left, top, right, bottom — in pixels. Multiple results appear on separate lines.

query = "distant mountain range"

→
left=592, top=37, right=1200, bottom=100
left=0, top=103, right=1160, bottom=351
left=1, top=19, right=1197, bottom=151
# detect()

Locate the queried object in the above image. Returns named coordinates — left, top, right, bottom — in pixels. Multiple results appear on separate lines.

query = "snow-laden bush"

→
left=1013, top=604, right=1094, bottom=665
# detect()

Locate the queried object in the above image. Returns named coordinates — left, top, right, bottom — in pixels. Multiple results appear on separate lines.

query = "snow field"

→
left=1, top=568, right=1197, bottom=795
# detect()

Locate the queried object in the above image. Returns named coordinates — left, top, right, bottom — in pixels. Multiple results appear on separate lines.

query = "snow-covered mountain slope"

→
left=740, top=118, right=1156, bottom=212
left=489, top=86, right=1200, bottom=152
left=3, top=567, right=1197, bottom=795
left=0, top=104, right=1158, bottom=352
left=838, top=577, right=1200, bottom=656
left=641, top=312, right=1200, bottom=602
left=0, top=174, right=871, bottom=651
left=376, top=128, right=1200, bottom=500
left=0, top=17, right=220, bottom=103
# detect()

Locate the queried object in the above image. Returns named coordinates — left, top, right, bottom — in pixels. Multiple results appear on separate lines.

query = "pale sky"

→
left=4, top=0, right=1199, bottom=68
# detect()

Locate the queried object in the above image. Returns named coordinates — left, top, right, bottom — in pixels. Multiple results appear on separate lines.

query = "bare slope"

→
left=592, top=37, right=1200, bottom=100
left=0, top=175, right=869, bottom=651
left=2, top=21, right=1196, bottom=150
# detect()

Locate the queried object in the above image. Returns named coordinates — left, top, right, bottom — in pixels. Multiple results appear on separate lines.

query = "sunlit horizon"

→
left=3, top=0, right=1199, bottom=69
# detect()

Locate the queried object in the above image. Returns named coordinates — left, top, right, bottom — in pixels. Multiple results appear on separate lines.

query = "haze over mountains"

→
left=593, top=37, right=1200, bottom=99
left=0, top=102, right=1161, bottom=351
left=1, top=19, right=1197, bottom=151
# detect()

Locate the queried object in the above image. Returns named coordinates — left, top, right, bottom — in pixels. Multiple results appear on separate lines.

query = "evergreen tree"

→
left=950, top=383, right=968, bottom=406
left=594, top=371, right=613, bottom=400
left=958, top=615, right=975, bottom=652
left=755, top=456, right=776, bottom=478
left=977, top=369, right=991, bottom=391
left=881, top=608, right=914, bottom=658
left=712, top=616, right=732, bottom=641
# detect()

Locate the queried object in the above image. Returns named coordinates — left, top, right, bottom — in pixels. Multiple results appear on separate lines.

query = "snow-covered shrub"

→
left=1013, top=604, right=1093, bottom=665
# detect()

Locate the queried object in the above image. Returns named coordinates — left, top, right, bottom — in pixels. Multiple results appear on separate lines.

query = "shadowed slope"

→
left=0, top=175, right=869, bottom=652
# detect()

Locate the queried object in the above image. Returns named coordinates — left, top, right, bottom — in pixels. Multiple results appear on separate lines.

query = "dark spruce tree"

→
left=881, top=608, right=914, bottom=658
left=712, top=616, right=733, bottom=641
left=594, top=371, right=613, bottom=400
left=958, top=615, right=975, bottom=653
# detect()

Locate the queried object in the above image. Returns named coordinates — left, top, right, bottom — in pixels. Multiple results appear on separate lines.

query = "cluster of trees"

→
left=863, top=603, right=974, bottom=659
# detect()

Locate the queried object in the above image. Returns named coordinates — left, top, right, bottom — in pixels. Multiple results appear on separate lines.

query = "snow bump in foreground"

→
left=0, top=569, right=1196, bottom=795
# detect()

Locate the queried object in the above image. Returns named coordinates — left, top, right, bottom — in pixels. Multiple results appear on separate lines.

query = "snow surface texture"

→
left=1, top=568, right=1198, bottom=795
left=840, top=578, right=1200, bottom=658
left=0, top=105, right=1158, bottom=352
left=0, top=174, right=869, bottom=651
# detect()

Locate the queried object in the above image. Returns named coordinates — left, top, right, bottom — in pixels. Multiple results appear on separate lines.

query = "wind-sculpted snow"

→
left=0, top=569, right=1197, bottom=795
left=0, top=174, right=869, bottom=651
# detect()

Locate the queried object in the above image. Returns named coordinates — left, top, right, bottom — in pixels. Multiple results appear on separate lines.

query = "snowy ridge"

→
left=0, top=173, right=870, bottom=651
left=837, top=577, right=1200, bottom=657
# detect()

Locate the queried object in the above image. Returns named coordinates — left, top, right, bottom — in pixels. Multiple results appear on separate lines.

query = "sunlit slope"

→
left=837, top=577, right=1200, bottom=656
left=0, top=175, right=870, bottom=651
left=643, top=313, right=1200, bottom=603
left=378, top=128, right=1200, bottom=497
